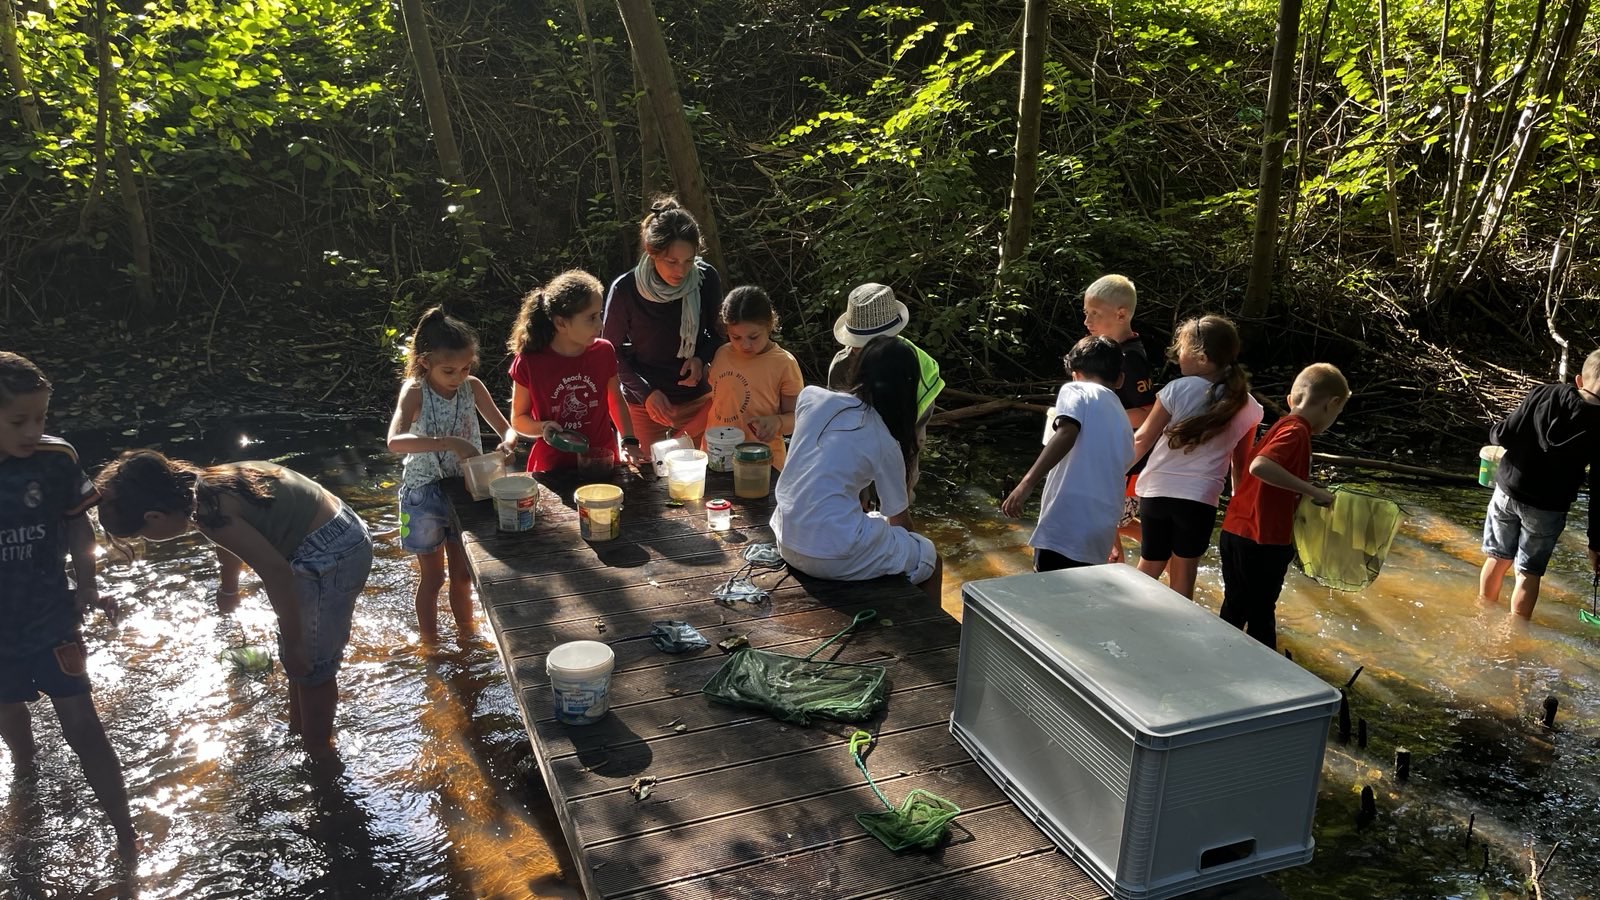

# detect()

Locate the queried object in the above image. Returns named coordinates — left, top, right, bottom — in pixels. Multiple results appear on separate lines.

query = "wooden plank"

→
left=444, top=475, right=1109, bottom=900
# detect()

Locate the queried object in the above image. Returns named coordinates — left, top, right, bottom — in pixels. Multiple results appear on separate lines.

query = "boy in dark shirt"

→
left=1479, top=349, right=1600, bottom=620
left=1081, top=275, right=1157, bottom=560
left=0, top=352, right=135, bottom=861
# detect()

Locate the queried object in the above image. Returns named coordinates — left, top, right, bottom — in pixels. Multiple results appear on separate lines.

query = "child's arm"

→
left=67, top=512, right=116, bottom=623
left=1251, top=456, right=1336, bottom=506
left=509, top=382, right=559, bottom=444
left=199, top=511, right=309, bottom=678
left=1129, top=399, right=1172, bottom=467
left=749, top=392, right=799, bottom=443
left=604, top=374, right=636, bottom=448
left=1230, top=430, right=1253, bottom=496
left=1001, top=419, right=1081, bottom=517
left=216, top=546, right=244, bottom=611
left=468, top=376, right=518, bottom=454
left=388, top=381, right=479, bottom=460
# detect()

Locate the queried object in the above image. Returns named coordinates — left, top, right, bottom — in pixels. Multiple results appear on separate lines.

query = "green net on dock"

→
left=849, top=731, right=959, bottom=852
left=701, top=611, right=886, bottom=725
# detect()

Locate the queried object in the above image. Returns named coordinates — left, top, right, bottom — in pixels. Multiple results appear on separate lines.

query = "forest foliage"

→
left=2, top=0, right=1597, bottom=406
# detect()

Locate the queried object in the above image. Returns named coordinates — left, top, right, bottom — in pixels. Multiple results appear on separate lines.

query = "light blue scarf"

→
left=632, top=253, right=704, bottom=359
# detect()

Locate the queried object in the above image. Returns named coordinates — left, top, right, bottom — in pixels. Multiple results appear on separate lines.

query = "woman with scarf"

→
left=601, top=197, right=725, bottom=451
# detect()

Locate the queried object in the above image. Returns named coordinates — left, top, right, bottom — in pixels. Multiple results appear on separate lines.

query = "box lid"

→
left=962, top=565, right=1341, bottom=739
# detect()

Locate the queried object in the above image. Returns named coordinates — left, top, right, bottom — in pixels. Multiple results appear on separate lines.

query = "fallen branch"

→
left=928, top=395, right=1052, bottom=427
left=1313, top=452, right=1478, bottom=485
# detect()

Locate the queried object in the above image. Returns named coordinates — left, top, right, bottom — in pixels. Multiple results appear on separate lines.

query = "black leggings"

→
left=1218, top=530, right=1297, bottom=649
left=1034, top=548, right=1092, bottom=572
left=1138, top=496, right=1219, bottom=561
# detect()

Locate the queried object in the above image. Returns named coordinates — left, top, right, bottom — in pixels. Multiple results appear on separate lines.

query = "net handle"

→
left=849, top=730, right=894, bottom=810
left=805, top=610, right=876, bottom=662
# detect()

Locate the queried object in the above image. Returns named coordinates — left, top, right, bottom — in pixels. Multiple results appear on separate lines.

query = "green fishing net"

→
left=849, top=731, right=959, bottom=852
left=1293, top=487, right=1402, bottom=591
left=702, top=611, right=886, bottom=725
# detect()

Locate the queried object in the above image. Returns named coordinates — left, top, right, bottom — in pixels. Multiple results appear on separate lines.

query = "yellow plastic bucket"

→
left=1478, top=445, right=1504, bottom=488
left=575, top=483, right=624, bottom=541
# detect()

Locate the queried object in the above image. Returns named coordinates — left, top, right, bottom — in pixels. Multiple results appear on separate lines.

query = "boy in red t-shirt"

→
left=1218, top=363, right=1350, bottom=648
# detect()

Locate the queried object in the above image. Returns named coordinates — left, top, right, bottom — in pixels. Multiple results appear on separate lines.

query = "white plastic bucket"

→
left=547, top=640, right=614, bottom=725
left=490, top=475, right=539, bottom=532
left=575, top=483, right=624, bottom=541
left=462, top=453, right=506, bottom=501
left=649, top=434, right=694, bottom=477
left=704, top=426, right=745, bottom=473
left=665, top=449, right=709, bottom=504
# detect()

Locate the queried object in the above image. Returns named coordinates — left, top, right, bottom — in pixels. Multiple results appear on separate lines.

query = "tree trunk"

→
left=1376, top=0, right=1403, bottom=255
left=398, top=0, right=481, bottom=249
left=0, top=0, right=42, bottom=134
left=1241, top=0, right=1303, bottom=319
left=614, top=0, right=725, bottom=275
left=573, top=0, right=626, bottom=224
left=77, top=0, right=112, bottom=237
left=113, top=145, right=155, bottom=313
left=635, top=57, right=664, bottom=213
left=997, top=0, right=1048, bottom=277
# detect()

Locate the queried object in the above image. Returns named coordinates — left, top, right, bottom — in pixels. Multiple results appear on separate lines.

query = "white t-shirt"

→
left=1137, top=375, right=1264, bottom=506
left=773, top=386, right=910, bottom=560
left=1031, top=381, right=1135, bottom=563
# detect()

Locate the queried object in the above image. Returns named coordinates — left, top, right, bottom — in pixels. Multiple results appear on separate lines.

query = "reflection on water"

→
left=0, top=418, right=577, bottom=899
left=917, top=431, right=1600, bottom=900
left=6, top=418, right=1599, bottom=899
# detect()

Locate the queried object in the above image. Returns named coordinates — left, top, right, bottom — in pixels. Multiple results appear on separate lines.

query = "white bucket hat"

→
left=833, top=282, right=911, bottom=348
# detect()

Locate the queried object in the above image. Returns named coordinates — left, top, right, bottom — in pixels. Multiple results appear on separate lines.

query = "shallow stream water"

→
left=2, top=419, right=1596, bottom=899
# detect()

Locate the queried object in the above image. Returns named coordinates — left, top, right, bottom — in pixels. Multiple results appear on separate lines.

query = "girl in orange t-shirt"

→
left=703, top=287, right=804, bottom=470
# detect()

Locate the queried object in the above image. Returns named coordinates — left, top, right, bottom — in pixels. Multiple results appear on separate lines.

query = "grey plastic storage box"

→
left=952, top=565, right=1340, bottom=900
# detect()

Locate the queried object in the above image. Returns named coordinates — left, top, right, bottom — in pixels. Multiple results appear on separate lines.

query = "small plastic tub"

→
left=1479, top=445, right=1505, bottom=487
left=706, top=498, right=732, bottom=531
left=704, top=426, right=745, bottom=473
left=575, top=483, right=625, bottom=541
left=546, top=640, right=614, bottom=725
left=490, top=475, right=539, bottom=532
left=462, top=453, right=506, bottom=501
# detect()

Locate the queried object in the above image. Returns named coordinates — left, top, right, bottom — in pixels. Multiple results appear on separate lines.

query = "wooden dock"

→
left=449, top=465, right=1112, bottom=899
left=450, top=467, right=1289, bottom=900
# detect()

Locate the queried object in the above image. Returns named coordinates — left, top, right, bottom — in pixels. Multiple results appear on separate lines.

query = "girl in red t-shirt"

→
left=508, top=270, right=638, bottom=471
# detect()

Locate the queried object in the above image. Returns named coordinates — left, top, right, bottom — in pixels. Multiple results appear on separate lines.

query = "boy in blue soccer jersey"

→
left=0, top=351, right=136, bottom=862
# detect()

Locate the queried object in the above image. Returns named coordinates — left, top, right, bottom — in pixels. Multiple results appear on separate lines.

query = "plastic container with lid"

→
left=704, top=426, right=746, bottom=473
left=706, top=498, right=732, bottom=531
left=732, top=442, right=773, bottom=499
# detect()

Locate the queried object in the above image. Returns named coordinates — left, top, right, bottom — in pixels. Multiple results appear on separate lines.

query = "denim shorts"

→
left=0, top=637, right=91, bottom=704
left=399, top=482, right=456, bottom=555
left=1482, top=486, right=1567, bottom=576
left=285, top=505, right=373, bottom=686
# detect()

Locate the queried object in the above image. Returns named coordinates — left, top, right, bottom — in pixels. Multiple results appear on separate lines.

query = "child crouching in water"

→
left=1218, top=364, right=1349, bottom=647
left=386, top=308, right=516, bottom=644
left=509, top=270, right=639, bottom=471
left=95, top=451, right=373, bottom=761
left=1001, top=336, right=1135, bottom=570
left=705, top=286, right=803, bottom=469
left=1131, top=315, right=1263, bottom=599
left=0, top=352, right=136, bottom=861
left=775, top=336, right=943, bottom=601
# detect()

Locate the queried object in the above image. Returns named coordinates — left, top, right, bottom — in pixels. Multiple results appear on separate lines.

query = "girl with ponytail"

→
left=508, top=270, right=637, bottom=472
left=387, top=306, right=516, bottom=643
left=772, top=336, right=943, bottom=602
left=1128, top=315, right=1263, bottom=599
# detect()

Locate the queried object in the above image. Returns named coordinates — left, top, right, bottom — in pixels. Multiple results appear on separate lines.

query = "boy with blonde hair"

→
left=1479, top=349, right=1600, bottom=619
left=1218, top=363, right=1350, bottom=648
left=1081, top=275, right=1156, bottom=559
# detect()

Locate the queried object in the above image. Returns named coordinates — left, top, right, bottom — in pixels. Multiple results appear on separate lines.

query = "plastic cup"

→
left=462, top=453, right=506, bottom=501
left=665, top=449, right=709, bottom=504
left=1478, top=445, right=1504, bottom=488
left=579, top=447, right=616, bottom=476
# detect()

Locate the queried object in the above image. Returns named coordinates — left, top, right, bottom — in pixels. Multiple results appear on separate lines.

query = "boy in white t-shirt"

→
left=1001, top=336, right=1136, bottom=570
